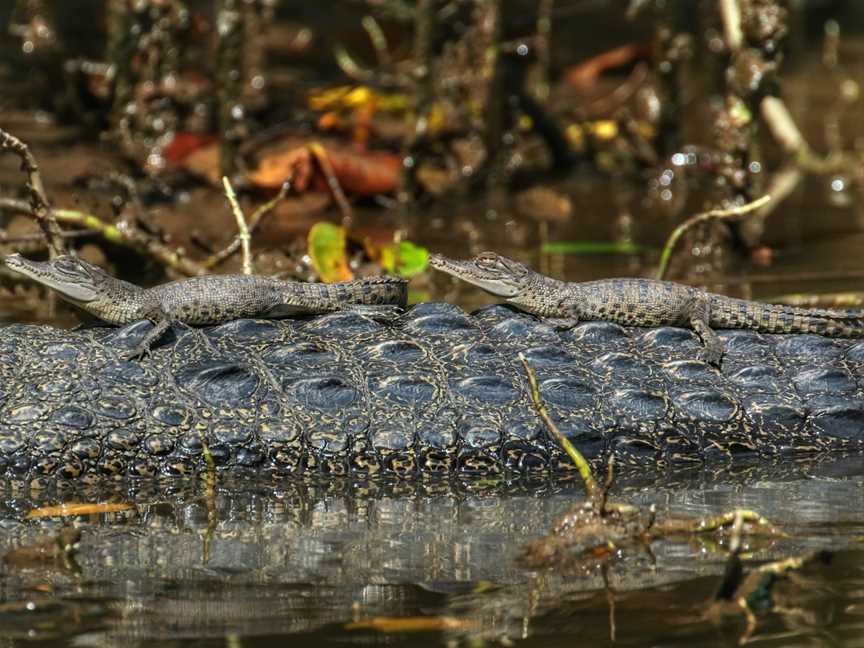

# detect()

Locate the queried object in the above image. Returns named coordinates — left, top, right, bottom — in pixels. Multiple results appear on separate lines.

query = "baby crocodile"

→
left=430, top=251, right=864, bottom=365
left=5, top=253, right=407, bottom=358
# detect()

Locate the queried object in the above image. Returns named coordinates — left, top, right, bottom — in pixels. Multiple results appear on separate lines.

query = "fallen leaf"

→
left=308, top=222, right=353, bottom=282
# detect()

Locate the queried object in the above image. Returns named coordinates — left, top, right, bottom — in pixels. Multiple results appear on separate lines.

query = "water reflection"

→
left=0, top=457, right=862, bottom=645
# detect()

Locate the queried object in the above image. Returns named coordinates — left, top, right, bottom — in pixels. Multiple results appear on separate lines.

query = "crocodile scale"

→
left=2, top=302, right=864, bottom=487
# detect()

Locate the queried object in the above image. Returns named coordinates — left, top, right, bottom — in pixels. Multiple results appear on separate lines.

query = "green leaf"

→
left=541, top=241, right=646, bottom=255
left=308, top=222, right=353, bottom=282
left=380, top=240, right=429, bottom=278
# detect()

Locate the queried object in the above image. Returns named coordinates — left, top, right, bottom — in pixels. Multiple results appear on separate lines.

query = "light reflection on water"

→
left=0, top=458, right=862, bottom=646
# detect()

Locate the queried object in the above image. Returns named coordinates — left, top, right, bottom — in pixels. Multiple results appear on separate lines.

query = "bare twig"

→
left=0, top=228, right=99, bottom=246
left=309, top=142, right=354, bottom=228
left=761, top=96, right=806, bottom=155
left=0, top=197, right=207, bottom=276
left=655, top=195, right=772, bottom=280
left=221, top=176, right=252, bottom=275
left=0, top=128, right=65, bottom=255
left=362, top=15, right=391, bottom=67
left=519, top=352, right=601, bottom=504
left=718, top=0, right=742, bottom=52
left=203, top=182, right=289, bottom=270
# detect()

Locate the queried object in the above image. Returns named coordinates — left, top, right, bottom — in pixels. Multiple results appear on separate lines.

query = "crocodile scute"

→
left=3, top=302, right=864, bottom=486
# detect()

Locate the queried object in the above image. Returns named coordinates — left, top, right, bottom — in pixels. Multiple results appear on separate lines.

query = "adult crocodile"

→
left=1, top=294, right=864, bottom=486
left=430, top=252, right=864, bottom=365
left=4, top=253, right=407, bottom=358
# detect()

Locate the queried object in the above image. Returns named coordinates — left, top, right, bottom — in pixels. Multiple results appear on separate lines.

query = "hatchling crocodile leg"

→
left=687, top=296, right=724, bottom=367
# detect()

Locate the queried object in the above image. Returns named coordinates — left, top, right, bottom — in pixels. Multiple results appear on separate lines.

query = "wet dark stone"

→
left=50, top=405, right=93, bottom=430
left=792, top=368, right=857, bottom=396
left=290, top=377, right=360, bottom=410
left=727, top=365, right=784, bottom=391
left=608, top=389, right=668, bottom=419
left=454, top=376, right=519, bottom=405
left=675, top=391, right=739, bottom=422
left=361, top=340, right=426, bottom=363
left=206, top=319, right=279, bottom=340
left=176, top=362, right=260, bottom=407
left=538, top=378, right=595, bottom=410
left=373, top=374, right=437, bottom=406
left=775, top=335, right=842, bottom=360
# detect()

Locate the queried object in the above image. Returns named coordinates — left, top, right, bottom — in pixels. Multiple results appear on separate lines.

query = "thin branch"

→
left=519, top=352, right=601, bottom=504
left=203, top=182, right=289, bottom=270
left=718, top=0, right=742, bottom=52
left=655, top=194, right=772, bottom=280
left=362, top=15, right=391, bottom=67
left=309, top=142, right=354, bottom=229
left=0, top=196, right=207, bottom=276
left=0, top=128, right=65, bottom=256
left=221, top=176, right=252, bottom=275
